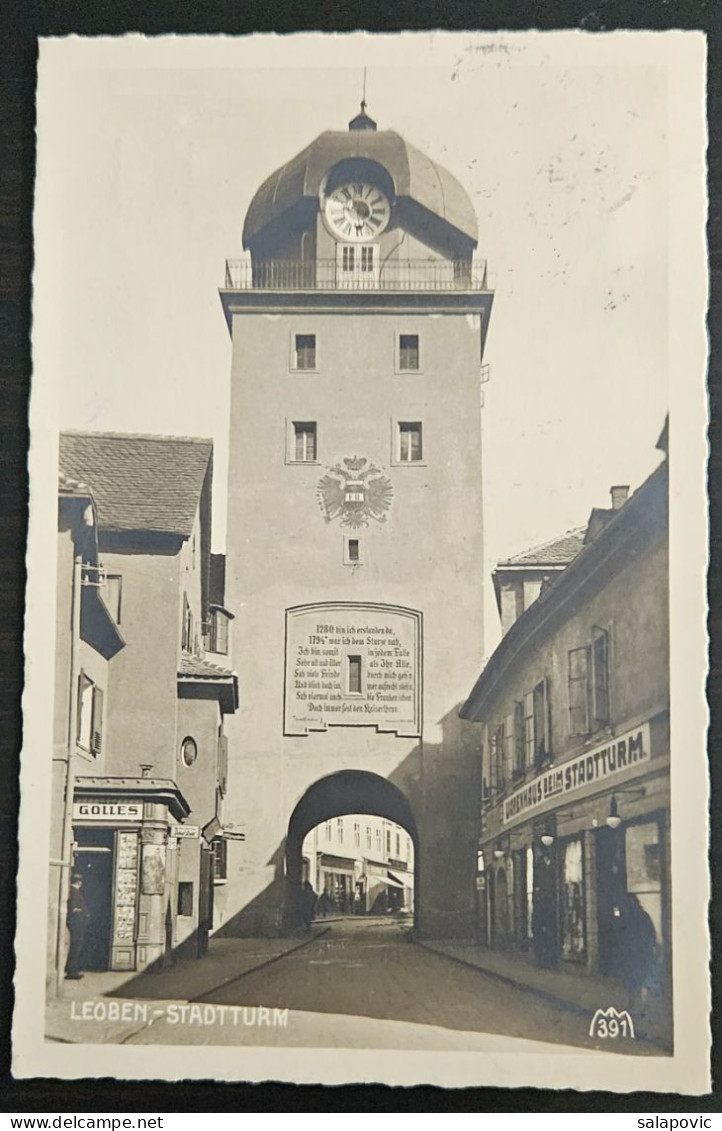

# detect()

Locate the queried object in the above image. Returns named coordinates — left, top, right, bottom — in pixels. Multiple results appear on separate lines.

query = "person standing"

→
left=300, top=881, right=317, bottom=933
left=611, top=892, right=659, bottom=1008
left=65, top=873, right=90, bottom=980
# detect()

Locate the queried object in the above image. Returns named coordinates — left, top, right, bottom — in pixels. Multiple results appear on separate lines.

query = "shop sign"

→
left=170, top=824, right=200, bottom=839
left=501, top=723, right=651, bottom=826
left=73, top=801, right=143, bottom=821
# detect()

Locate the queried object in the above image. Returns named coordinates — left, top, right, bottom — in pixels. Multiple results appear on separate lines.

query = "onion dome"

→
left=243, top=117, right=478, bottom=251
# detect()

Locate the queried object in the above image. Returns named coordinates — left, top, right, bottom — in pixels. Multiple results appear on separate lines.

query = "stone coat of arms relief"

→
left=316, top=457, right=394, bottom=529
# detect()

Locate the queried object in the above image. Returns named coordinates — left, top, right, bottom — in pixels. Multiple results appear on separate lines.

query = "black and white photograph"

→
left=13, top=31, right=709, bottom=1091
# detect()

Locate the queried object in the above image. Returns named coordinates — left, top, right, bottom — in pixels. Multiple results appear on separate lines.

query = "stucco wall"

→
left=175, top=695, right=222, bottom=825
left=102, top=546, right=182, bottom=779
left=222, top=304, right=486, bottom=937
left=480, top=536, right=669, bottom=766
left=179, top=511, right=204, bottom=649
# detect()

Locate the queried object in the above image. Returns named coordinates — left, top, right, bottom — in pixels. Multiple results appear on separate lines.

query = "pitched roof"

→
left=59, top=432, right=212, bottom=537
left=178, top=654, right=236, bottom=681
left=496, top=527, right=586, bottom=569
left=178, top=653, right=239, bottom=714
left=462, top=462, right=668, bottom=722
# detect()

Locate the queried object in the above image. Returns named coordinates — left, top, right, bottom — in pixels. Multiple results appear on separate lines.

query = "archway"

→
left=285, top=770, right=419, bottom=927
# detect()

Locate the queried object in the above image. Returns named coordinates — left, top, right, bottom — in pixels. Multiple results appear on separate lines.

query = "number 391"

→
left=589, top=1008, right=635, bottom=1039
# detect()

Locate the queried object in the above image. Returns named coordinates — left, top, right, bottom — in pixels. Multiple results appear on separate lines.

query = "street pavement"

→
left=108, top=918, right=658, bottom=1055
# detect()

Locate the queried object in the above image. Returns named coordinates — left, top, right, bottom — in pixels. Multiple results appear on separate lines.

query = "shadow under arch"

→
left=285, top=769, right=419, bottom=926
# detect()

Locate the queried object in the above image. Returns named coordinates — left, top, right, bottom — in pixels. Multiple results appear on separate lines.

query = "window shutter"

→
left=532, top=680, right=550, bottom=769
left=91, top=685, right=104, bottom=755
left=591, top=627, right=610, bottom=727
left=544, top=676, right=552, bottom=759
left=76, top=672, right=93, bottom=748
left=568, top=646, right=590, bottom=735
left=524, top=691, right=534, bottom=769
left=217, top=734, right=228, bottom=798
left=504, top=712, right=515, bottom=781
left=514, top=700, right=525, bottom=775
left=76, top=673, right=87, bottom=743
left=488, top=731, right=498, bottom=791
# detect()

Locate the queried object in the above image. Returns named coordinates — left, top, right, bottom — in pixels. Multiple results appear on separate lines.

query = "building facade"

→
left=461, top=450, right=670, bottom=1010
left=217, top=106, right=494, bottom=938
left=49, top=471, right=125, bottom=988
left=51, top=433, right=238, bottom=982
left=302, top=814, right=414, bottom=914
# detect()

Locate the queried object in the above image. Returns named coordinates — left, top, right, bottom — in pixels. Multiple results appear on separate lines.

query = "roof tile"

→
left=178, top=654, right=236, bottom=680
left=59, top=432, right=212, bottom=537
left=497, top=527, right=586, bottom=568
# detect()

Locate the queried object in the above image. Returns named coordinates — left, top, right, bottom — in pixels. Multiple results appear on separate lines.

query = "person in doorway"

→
left=316, top=890, right=332, bottom=918
left=299, top=881, right=317, bottom=933
left=611, top=892, right=659, bottom=1008
left=65, top=873, right=90, bottom=980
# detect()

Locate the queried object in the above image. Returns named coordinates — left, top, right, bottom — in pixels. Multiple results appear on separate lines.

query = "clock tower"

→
left=217, top=106, right=494, bottom=938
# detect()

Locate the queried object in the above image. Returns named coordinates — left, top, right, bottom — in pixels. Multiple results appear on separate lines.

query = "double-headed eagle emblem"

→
left=317, top=457, right=394, bottom=529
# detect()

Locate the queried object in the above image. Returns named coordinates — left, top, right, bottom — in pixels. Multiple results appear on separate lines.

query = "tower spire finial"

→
left=349, top=69, right=377, bottom=132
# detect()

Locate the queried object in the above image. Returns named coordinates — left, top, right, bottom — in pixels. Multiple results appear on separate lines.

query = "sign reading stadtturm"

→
left=284, top=602, right=422, bottom=737
left=501, top=723, right=651, bottom=825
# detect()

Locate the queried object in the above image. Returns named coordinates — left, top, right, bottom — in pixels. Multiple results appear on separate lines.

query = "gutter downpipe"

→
left=55, top=551, right=82, bottom=997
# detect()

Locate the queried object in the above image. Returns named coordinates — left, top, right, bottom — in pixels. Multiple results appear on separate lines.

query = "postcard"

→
left=13, top=30, right=710, bottom=1092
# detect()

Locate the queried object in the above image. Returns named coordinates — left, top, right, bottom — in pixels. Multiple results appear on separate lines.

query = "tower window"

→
left=293, top=422, right=317, bottom=462
left=398, top=422, right=423, bottom=462
left=294, top=334, right=316, bottom=370
left=344, top=536, right=361, bottom=565
left=399, top=334, right=420, bottom=371
left=348, top=655, right=362, bottom=694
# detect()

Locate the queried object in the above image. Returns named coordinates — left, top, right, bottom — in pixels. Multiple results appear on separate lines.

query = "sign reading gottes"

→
left=501, top=723, right=651, bottom=826
left=285, top=603, right=422, bottom=737
left=73, top=801, right=143, bottom=821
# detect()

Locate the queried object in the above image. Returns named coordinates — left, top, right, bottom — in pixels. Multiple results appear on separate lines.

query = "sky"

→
left=34, top=32, right=703, bottom=655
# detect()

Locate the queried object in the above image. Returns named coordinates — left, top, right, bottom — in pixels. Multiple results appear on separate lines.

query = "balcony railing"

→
left=224, top=258, right=489, bottom=292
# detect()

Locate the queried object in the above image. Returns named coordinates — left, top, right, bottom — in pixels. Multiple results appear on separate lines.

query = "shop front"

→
left=319, top=853, right=356, bottom=914
left=480, top=715, right=671, bottom=982
left=72, top=777, right=190, bottom=972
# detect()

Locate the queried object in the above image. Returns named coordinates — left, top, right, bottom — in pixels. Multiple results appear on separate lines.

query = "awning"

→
left=385, top=871, right=405, bottom=889
left=319, top=853, right=356, bottom=872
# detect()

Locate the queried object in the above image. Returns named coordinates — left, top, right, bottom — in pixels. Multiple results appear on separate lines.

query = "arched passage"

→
left=285, top=770, right=420, bottom=926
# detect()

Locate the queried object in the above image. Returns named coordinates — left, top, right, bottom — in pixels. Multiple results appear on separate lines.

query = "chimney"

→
left=610, top=485, right=629, bottom=510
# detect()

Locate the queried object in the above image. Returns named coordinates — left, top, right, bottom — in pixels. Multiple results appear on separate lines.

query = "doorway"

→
left=73, top=827, right=115, bottom=971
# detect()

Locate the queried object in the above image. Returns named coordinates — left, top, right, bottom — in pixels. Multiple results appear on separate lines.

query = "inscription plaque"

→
left=284, top=602, right=422, bottom=737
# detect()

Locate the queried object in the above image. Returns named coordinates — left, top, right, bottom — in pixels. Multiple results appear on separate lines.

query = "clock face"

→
left=324, top=183, right=391, bottom=242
